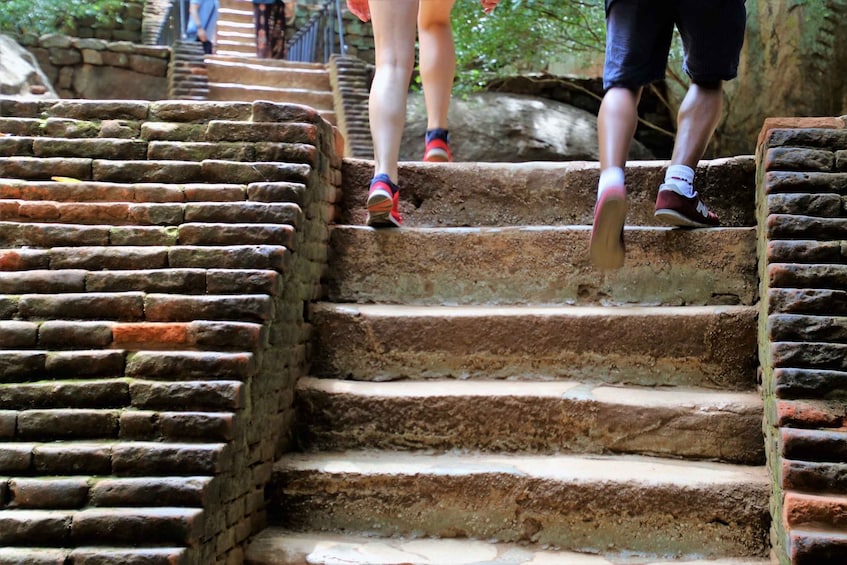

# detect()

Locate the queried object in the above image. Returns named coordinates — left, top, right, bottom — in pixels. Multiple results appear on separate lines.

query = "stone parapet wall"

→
left=15, top=34, right=169, bottom=101
left=757, top=116, right=847, bottom=564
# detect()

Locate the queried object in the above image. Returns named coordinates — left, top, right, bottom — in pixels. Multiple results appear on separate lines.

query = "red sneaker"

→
left=423, top=134, right=452, bottom=162
left=366, top=174, right=403, bottom=228
left=589, top=185, right=627, bottom=270
left=654, top=185, right=719, bottom=228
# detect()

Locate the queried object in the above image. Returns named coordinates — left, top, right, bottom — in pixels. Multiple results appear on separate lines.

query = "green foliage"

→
left=0, top=0, right=124, bottom=36
left=451, top=0, right=607, bottom=90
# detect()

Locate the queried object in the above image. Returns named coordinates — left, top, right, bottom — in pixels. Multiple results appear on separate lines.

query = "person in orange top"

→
left=347, top=0, right=500, bottom=227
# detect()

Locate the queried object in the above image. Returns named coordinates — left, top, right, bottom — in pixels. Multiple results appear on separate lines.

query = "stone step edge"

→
left=245, top=527, right=774, bottom=565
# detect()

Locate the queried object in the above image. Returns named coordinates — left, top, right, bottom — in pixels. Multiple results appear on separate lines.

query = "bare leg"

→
left=597, top=86, right=642, bottom=170
left=670, top=82, right=723, bottom=168
left=369, top=0, right=418, bottom=182
left=418, top=0, right=456, bottom=131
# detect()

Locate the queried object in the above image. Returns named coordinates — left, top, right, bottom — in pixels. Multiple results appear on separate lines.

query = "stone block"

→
left=184, top=201, right=302, bottom=226
left=0, top=156, right=92, bottom=181
left=17, top=409, right=120, bottom=440
left=766, top=193, right=843, bottom=216
left=32, top=443, right=111, bottom=475
left=111, top=443, right=224, bottom=475
left=200, top=161, right=312, bottom=185
left=146, top=141, right=255, bottom=162
left=783, top=459, right=847, bottom=492
left=92, top=160, right=201, bottom=184
left=43, top=118, right=101, bottom=139
left=768, top=288, right=847, bottom=316
left=85, top=269, right=206, bottom=294
left=785, top=491, right=847, bottom=529
left=143, top=294, right=272, bottom=324
left=109, top=226, right=179, bottom=246
left=0, top=322, right=37, bottom=348
left=8, top=478, right=89, bottom=509
left=89, top=476, right=209, bottom=507
left=782, top=428, right=847, bottom=462
left=149, top=101, right=253, bottom=123
left=0, top=351, right=46, bottom=383
left=766, top=214, right=847, bottom=240
left=168, top=244, right=291, bottom=272
left=129, top=381, right=244, bottom=412
left=769, top=313, right=847, bottom=342
left=182, top=184, right=246, bottom=203
left=71, top=507, right=203, bottom=545
left=48, top=247, right=168, bottom=270
left=33, top=138, right=148, bottom=160
left=246, top=182, right=308, bottom=205
left=771, top=341, right=847, bottom=371
left=46, top=100, right=150, bottom=121
left=766, top=240, right=844, bottom=263
left=124, top=351, right=256, bottom=382
left=140, top=122, right=209, bottom=142
left=773, top=368, right=847, bottom=399
left=0, top=510, right=72, bottom=545
left=177, top=223, right=295, bottom=247
left=766, top=147, right=834, bottom=172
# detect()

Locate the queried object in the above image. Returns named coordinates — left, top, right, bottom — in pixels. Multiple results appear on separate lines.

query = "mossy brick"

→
left=85, top=269, right=206, bottom=294
left=766, top=193, right=843, bottom=216
left=32, top=443, right=112, bottom=475
left=200, top=161, right=312, bottom=185
left=251, top=101, right=325, bottom=125
left=252, top=142, right=319, bottom=166
left=126, top=203, right=185, bottom=225
left=0, top=296, right=19, bottom=319
left=0, top=98, right=53, bottom=118
left=43, top=118, right=101, bottom=139
left=18, top=292, right=145, bottom=321
left=767, top=289, right=847, bottom=316
left=168, top=244, right=291, bottom=271
left=45, top=100, right=150, bottom=121
left=124, top=351, right=257, bottom=381
left=33, top=138, right=149, bottom=160
left=8, top=478, right=90, bottom=509
left=205, top=122, right=318, bottom=145
left=782, top=429, right=847, bottom=462
left=766, top=240, right=845, bottom=263
left=92, top=160, right=202, bottom=184
left=0, top=509, right=73, bottom=545
left=0, top=444, right=34, bottom=473
left=765, top=147, right=835, bottom=172
left=766, top=214, right=847, bottom=240
left=205, top=269, right=282, bottom=296
left=765, top=128, right=847, bottom=150
left=16, top=224, right=111, bottom=247
left=48, top=247, right=169, bottom=270
left=0, top=136, right=35, bottom=157
left=45, top=350, right=126, bottom=377
left=0, top=157, right=92, bottom=181
left=771, top=341, right=847, bottom=371
left=48, top=47, right=82, bottom=66
left=70, top=507, right=204, bottom=545
left=183, top=184, right=247, bottom=202
left=149, top=101, right=253, bottom=123
left=99, top=119, right=143, bottom=139
left=0, top=379, right=129, bottom=410
left=246, top=182, right=308, bottom=205
left=188, top=321, right=266, bottom=350
left=769, top=313, right=847, bottom=342
left=177, top=223, right=296, bottom=247
left=111, top=442, right=225, bottom=475
left=0, top=352, right=46, bottom=383
left=140, top=122, right=210, bottom=142
left=89, top=476, right=210, bottom=507
left=146, top=141, right=256, bottom=162
left=0, top=322, right=37, bottom=348
left=110, top=226, right=179, bottom=246
left=38, top=321, right=113, bottom=348
left=184, top=201, right=302, bottom=226
left=0, top=118, right=46, bottom=136
left=143, top=294, right=273, bottom=324
left=129, top=380, right=244, bottom=411
left=783, top=459, right=847, bottom=492
left=773, top=368, right=847, bottom=398
left=768, top=264, right=847, bottom=291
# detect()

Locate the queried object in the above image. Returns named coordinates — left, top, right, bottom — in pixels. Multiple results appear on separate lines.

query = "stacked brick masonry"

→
left=328, top=55, right=373, bottom=159
left=0, top=99, right=340, bottom=564
left=757, top=116, right=847, bottom=565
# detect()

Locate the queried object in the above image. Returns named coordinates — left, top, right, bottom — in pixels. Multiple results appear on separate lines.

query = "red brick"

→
left=785, top=491, right=847, bottom=528
left=113, top=323, right=190, bottom=348
left=759, top=117, right=846, bottom=147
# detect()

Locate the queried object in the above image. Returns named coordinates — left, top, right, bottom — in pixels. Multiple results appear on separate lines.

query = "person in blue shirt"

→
left=186, top=0, right=219, bottom=54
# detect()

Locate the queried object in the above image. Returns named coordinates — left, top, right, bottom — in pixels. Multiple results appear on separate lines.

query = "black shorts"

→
left=603, top=0, right=746, bottom=90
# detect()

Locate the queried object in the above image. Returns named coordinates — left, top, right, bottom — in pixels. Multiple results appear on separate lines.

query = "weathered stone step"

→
left=294, top=377, right=764, bottom=464
left=326, top=227, right=757, bottom=306
left=0, top=350, right=255, bottom=384
left=340, top=157, right=756, bottom=228
left=0, top=441, right=224, bottom=476
left=0, top=179, right=306, bottom=204
left=2, top=475, right=210, bottom=509
left=310, top=304, right=757, bottom=389
left=206, top=60, right=331, bottom=91
left=0, top=222, right=296, bottom=247
left=208, top=55, right=327, bottom=72
left=0, top=269, right=281, bottom=296
left=0, top=378, right=242, bottom=412
left=208, top=84, right=334, bottom=111
left=0, top=245, right=290, bottom=272
left=0, top=507, right=202, bottom=547
left=0, top=546, right=189, bottom=565
left=245, top=528, right=773, bottom=565
left=270, top=451, right=770, bottom=559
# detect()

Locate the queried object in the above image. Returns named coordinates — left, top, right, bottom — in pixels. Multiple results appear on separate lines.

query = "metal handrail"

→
left=286, top=0, right=347, bottom=63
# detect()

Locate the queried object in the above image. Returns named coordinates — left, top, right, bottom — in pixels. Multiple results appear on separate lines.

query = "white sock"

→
left=598, top=167, right=625, bottom=197
left=663, top=165, right=695, bottom=198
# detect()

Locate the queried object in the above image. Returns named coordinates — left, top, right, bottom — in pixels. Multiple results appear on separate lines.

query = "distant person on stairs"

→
left=253, top=0, right=294, bottom=59
left=589, top=0, right=746, bottom=269
left=346, top=0, right=500, bottom=228
left=186, top=0, right=220, bottom=54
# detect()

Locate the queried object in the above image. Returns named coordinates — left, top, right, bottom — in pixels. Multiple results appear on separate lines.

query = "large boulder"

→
left=400, top=91, right=653, bottom=162
left=0, top=34, right=58, bottom=98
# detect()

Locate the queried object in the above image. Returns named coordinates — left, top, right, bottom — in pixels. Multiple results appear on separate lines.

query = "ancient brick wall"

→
left=757, top=116, right=847, bottom=565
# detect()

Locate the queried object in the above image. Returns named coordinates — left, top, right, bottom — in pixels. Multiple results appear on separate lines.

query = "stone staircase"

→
left=0, top=97, right=339, bottom=564
left=216, top=0, right=259, bottom=58
left=244, top=158, right=774, bottom=563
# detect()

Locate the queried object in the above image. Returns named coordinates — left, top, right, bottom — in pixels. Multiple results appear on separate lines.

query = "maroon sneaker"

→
left=654, top=185, right=720, bottom=228
left=589, top=185, right=627, bottom=269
